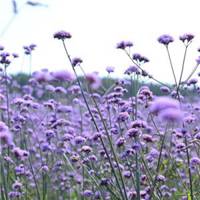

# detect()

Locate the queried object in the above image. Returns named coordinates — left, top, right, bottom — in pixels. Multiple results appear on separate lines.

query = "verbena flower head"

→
left=132, top=53, right=149, bottom=63
left=0, top=52, right=11, bottom=65
left=158, top=34, right=174, bottom=45
left=106, top=66, right=115, bottom=73
left=71, top=57, right=83, bottom=67
left=116, top=41, right=133, bottom=49
left=179, top=33, right=194, bottom=43
left=85, top=72, right=101, bottom=89
left=23, top=44, right=36, bottom=55
left=53, top=31, right=72, bottom=40
left=124, top=65, right=138, bottom=75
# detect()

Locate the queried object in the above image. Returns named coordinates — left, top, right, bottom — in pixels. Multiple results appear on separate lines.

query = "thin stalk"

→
left=135, top=150, right=140, bottom=200
left=23, top=135, right=41, bottom=200
left=184, top=136, right=194, bottom=200
left=177, top=45, right=188, bottom=88
left=90, top=89, right=129, bottom=200
left=61, top=40, right=125, bottom=200
left=42, top=172, right=47, bottom=200
left=133, top=73, right=140, bottom=200
left=0, top=158, right=8, bottom=200
left=29, top=54, right=32, bottom=76
left=4, top=65, right=11, bottom=187
left=165, top=46, right=178, bottom=87
left=149, top=125, right=168, bottom=199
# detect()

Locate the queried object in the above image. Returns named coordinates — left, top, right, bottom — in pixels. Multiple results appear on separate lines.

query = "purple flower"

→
left=132, top=53, right=149, bottom=63
left=187, top=78, right=198, bottom=86
left=85, top=72, right=101, bottom=89
left=53, top=31, right=72, bottom=40
left=116, top=41, right=133, bottom=49
left=29, top=44, right=37, bottom=50
left=150, top=97, right=183, bottom=123
left=51, top=70, right=75, bottom=82
left=0, top=45, right=4, bottom=51
left=33, top=70, right=52, bottom=82
left=150, top=97, right=180, bottom=114
left=179, top=33, right=194, bottom=43
left=158, top=34, right=174, bottom=45
left=106, top=66, right=115, bottom=73
left=0, top=52, right=11, bottom=65
left=191, top=157, right=200, bottom=165
left=0, top=121, right=12, bottom=145
left=159, top=108, right=183, bottom=123
left=71, top=57, right=83, bottom=67
left=160, top=86, right=170, bottom=94
left=196, top=56, right=200, bottom=65
left=23, top=44, right=36, bottom=55
left=12, top=53, right=19, bottom=58
left=124, top=66, right=138, bottom=75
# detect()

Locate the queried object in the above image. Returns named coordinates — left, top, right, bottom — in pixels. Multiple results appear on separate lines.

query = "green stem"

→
left=184, top=136, right=194, bottom=200
left=61, top=40, right=125, bottom=200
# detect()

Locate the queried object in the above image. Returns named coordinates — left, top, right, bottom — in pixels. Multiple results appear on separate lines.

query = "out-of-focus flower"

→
left=150, top=97, right=180, bottom=114
left=51, top=70, right=75, bottom=82
left=150, top=97, right=183, bottom=123
left=159, top=108, right=183, bottom=123
left=33, top=69, right=52, bottom=83
left=12, top=53, right=19, bottom=58
left=158, top=34, right=174, bottom=45
left=0, top=121, right=12, bottom=145
left=0, top=45, right=4, bottom=51
left=53, top=31, right=72, bottom=40
left=150, top=97, right=179, bottom=114
left=160, top=86, right=170, bottom=94
left=85, top=72, right=101, bottom=89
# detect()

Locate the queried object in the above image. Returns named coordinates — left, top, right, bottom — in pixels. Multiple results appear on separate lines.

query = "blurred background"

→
left=0, top=0, right=200, bottom=83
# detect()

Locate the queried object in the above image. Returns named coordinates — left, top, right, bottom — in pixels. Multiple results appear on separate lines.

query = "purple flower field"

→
left=0, top=31, right=200, bottom=200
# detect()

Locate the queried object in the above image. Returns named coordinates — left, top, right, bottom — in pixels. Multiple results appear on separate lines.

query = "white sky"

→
left=0, top=0, right=200, bottom=83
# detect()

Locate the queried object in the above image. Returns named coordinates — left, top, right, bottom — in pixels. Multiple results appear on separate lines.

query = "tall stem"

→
left=166, top=46, right=178, bottom=87
left=61, top=40, right=126, bottom=199
left=184, top=135, right=194, bottom=200
left=149, top=125, right=168, bottom=198
left=176, top=45, right=188, bottom=99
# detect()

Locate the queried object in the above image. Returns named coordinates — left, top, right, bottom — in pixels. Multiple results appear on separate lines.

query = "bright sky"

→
left=0, top=0, right=200, bottom=84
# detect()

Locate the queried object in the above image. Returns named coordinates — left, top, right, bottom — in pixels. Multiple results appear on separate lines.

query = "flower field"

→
left=0, top=32, right=200, bottom=200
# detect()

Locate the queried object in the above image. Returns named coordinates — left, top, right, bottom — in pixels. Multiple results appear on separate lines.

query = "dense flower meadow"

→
left=0, top=32, right=200, bottom=200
